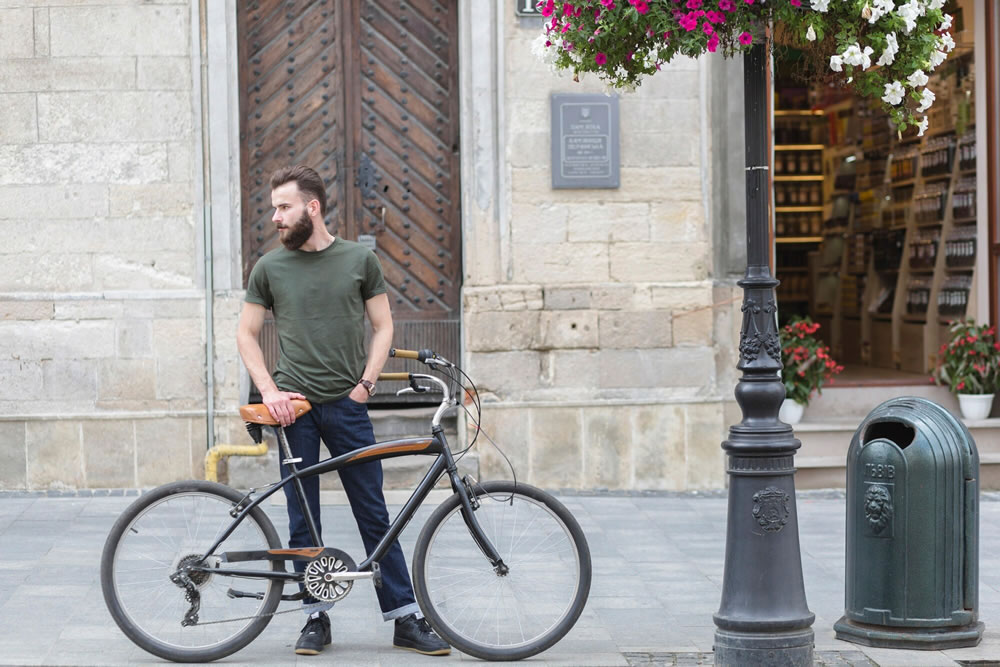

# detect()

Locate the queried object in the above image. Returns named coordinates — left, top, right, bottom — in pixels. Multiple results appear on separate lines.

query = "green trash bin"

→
left=834, top=396, right=984, bottom=649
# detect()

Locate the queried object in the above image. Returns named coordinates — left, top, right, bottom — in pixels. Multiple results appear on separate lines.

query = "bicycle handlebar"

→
left=378, top=372, right=411, bottom=382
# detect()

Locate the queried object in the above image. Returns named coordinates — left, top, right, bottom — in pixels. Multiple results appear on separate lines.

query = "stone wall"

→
left=460, top=14, right=729, bottom=491
left=0, top=2, right=206, bottom=489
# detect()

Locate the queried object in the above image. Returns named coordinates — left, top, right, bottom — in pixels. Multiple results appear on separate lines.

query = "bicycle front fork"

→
left=451, top=472, right=509, bottom=575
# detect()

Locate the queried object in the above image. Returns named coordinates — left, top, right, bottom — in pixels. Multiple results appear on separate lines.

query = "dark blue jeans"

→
left=279, top=395, right=419, bottom=621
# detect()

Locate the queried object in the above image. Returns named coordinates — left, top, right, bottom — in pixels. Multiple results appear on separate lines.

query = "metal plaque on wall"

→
left=551, top=93, right=620, bottom=189
left=515, top=0, right=540, bottom=16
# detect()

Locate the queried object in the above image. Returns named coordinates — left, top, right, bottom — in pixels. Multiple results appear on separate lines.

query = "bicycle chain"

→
left=189, top=604, right=305, bottom=626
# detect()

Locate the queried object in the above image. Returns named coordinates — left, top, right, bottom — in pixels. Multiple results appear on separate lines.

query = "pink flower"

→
left=600, top=0, right=615, bottom=6
left=679, top=12, right=699, bottom=30
left=789, top=0, right=801, bottom=5
left=706, top=10, right=725, bottom=23
left=707, top=33, right=719, bottom=52
left=718, top=0, right=735, bottom=9
left=744, top=0, right=753, bottom=4
left=563, top=3, right=574, bottom=16
left=541, top=0, right=555, bottom=17
left=595, top=52, right=607, bottom=65
left=686, top=0, right=702, bottom=8
left=702, top=21, right=715, bottom=35
left=739, top=31, right=753, bottom=45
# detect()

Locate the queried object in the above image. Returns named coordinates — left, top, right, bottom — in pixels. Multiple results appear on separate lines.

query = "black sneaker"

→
left=393, top=614, right=451, bottom=655
left=294, top=611, right=331, bottom=656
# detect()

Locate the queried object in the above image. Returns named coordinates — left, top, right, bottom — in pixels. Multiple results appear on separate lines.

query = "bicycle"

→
left=100, top=348, right=592, bottom=663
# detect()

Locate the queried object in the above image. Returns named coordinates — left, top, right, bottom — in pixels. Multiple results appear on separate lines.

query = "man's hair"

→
left=269, top=165, right=327, bottom=217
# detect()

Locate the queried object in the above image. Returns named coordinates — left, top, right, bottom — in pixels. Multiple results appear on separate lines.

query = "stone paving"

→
left=1, top=489, right=999, bottom=666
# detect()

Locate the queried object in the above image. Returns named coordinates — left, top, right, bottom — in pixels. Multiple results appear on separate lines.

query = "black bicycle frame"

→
left=195, top=426, right=505, bottom=581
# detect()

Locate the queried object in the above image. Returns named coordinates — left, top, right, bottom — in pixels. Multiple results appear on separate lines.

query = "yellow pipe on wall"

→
left=204, top=442, right=268, bottom=482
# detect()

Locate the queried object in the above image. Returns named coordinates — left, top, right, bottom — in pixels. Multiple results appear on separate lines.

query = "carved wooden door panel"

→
left=238, top=1, right=461, bottom=395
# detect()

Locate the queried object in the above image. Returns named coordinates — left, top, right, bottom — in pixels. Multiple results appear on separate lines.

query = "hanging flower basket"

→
left=533, top=0, right=955, bottom=134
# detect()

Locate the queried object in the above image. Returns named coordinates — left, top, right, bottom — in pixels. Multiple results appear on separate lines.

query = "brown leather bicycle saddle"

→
left=239, top=399, right=312, bottom=425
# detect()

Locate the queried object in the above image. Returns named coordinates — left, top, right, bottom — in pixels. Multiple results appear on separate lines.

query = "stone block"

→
left=136, top=56, right=191, bottom=90
left=510, top=202, right=568, bottom=244
left=650, top=201, right=709, bottom=244
left=673, top=308, right=713, bottom=346
left=633, top=404, right=686, bottom=490
left=684, top=403, right=725, bottom=489
left=156, top=356, right=205, bottom=400
left=462, top=287, right=502, bottom=313
left=589, top=284, right=634, bottom=310
left=136, top=418, right=192, bottom=486
left=565, top=203, right=650, bottom=243
left=0, top=320, right=114, bottom=360
left=548, top=350, right=601, bottom=390
left=466, top=351, right=542, bottom=398
left=167, top=141, right=193, bottom=182
left=0, top=58, right=135, bottom=93
left=26, top=420, right=83, bottom=489
left=41, top=360, right=98, bottom=400
left=544, top=287, right=590, bottom=310
left=109, top=183, right=194, bottom=217
left=152, top=318, right=203, bottom=358
left=50, top=5, right=189, bottom=57
left=513, top=243, right=609, bottom=284
left=530, top=407, right=582, bottom=489
left=0, top=185, right=109, bottom=219
left=598, top=348, right=715, bottom=389
left=38, top=92, right=191, bottom=143
left=33, top=8, right=48, bottom=57
left=0, top=94, right=36, bottom=144
left=0, top=421, right=26, bottom=489
left=536, top=310, right=598, bottom=349
left=0, top=143, right=168, bottom=185
left=0, top=361, right=42, bottom=400
left=475, top=407, right=530, bottom=480
left=92, top=251, right=196, bottom=290
left=190, top=417, right=208, bottom=477
left=619, top=99, right=700, bottom=132
left=582, top=408, right=631, bottom=489
left=649, top=284, right=714, bottom=310
left=493, top=285, right=542, bottom=311
left=599, top=311, right=672, bottom=349
left=123, top=298, right=202, bottom=320
left=506, top=97, right=548, bottom=132
left=0, top=301, right=53, bottom=320
left=116, top=320, right=152, bottom=358
left=53, top=300, right=124, bottom=320
left=609, top=242, right=709, bottom=282
left=621, top=132, right=699, bottom=168
left=508, top=130, right=550, bottom=168
left=98, top=359, right=155, bottom=400
left=513, top=166, right=702, bottom=204
left=83, top=420, right=135, bottom=488
left=0, top=9, right=33, bottom=58
left=464, top=311, right=539, bottom=352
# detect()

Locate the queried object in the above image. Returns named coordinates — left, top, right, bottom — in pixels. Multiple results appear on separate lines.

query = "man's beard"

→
left=280, top=211, right=314, bottom=250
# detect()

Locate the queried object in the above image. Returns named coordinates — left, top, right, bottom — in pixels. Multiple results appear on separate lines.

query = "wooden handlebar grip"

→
left=391, top=348, right=420, bottom=359
left=378, top=372, right=411, bottom=381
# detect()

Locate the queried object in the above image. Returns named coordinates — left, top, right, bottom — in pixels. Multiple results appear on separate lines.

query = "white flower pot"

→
left=958, top=393, right=995, bottom=421
left=779, top=398, right=805, bottom=425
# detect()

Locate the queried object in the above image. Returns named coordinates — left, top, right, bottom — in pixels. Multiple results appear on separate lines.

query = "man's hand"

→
left=262, top=389, right=307, bottom=426
left=349, top=383, right=370, bottom=404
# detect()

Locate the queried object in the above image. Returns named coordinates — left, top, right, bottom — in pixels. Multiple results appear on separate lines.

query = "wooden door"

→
left=238, top=1, right=462, bottom=393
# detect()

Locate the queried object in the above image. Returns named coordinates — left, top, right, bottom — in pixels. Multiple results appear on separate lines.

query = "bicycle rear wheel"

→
left=412, top=481, right=591, bottom=661
left=100, top=480, right=284, bottom=663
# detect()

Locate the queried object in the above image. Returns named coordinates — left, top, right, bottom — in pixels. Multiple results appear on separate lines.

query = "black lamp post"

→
left=712, top=42, right=815, bottom=666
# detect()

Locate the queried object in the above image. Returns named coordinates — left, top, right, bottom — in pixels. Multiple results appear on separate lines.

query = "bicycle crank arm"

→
left=192, top=566, right=301, bottom=581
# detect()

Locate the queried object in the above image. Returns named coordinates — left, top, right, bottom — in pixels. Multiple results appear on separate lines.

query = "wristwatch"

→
left=358, top=379, right=376, bottom=396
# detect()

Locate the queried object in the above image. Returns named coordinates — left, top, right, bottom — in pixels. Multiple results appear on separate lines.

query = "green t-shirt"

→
left=245, top=239, right=387, bottom=403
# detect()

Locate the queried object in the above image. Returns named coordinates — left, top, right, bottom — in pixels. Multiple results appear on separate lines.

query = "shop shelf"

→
left=774, top=175, right=824, bottom=181
left=774, top=110, right=826, bottom=116
left=776, top=236, right=823, bottom=244
left=775, top=206, right=823, bottom=213
left=775, top=144, right=825, bottom=151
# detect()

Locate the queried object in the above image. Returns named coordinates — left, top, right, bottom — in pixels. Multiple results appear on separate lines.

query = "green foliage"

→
left=932, top=320, right=1000, bottom=395
left=780, top=317, right=844, bottom=407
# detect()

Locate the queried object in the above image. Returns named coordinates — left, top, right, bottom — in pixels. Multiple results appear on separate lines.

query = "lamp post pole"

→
left=712, top=42, right=815, bottom=666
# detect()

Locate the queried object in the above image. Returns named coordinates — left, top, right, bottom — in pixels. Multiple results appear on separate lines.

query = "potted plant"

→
left=932, top=320, right=1000, bottom=421
left=778, top=317, right=844, bottom=424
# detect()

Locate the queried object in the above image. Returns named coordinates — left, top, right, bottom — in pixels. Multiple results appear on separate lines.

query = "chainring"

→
left=303, top=548, right=357, bottom=602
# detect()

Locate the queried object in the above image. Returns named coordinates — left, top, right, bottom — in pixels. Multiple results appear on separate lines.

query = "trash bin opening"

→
left=864, top=421, right=916, bottom=449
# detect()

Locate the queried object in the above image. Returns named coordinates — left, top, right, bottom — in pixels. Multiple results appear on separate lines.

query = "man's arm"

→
left=350, top=292, right=393, bottom=403
left=236, top=301, right=305, bottom=425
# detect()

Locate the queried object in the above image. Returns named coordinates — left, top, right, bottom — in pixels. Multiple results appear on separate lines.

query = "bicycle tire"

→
left=100, top=480, right=284, bottom=663
left=412, top=481, right=591, bottom=661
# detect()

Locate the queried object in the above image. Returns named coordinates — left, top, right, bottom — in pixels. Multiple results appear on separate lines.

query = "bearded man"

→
left=236, top=165, right=449, bottom=657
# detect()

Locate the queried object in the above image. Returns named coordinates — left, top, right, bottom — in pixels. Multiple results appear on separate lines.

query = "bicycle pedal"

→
left=372, top=561, right=382, bottom=589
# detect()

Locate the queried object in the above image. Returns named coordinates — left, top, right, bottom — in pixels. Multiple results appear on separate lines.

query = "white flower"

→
left=882, top=81, right=905, bottom=105
left=927, top=0, right=945, bottom=9
left=940, top=32, right=956, bottom=52
left=829, top=55, right=844, bottom=72
left=917, top=87, right=936, bottom=112
left=907, top=69, right=929, bottom=87
left=897, top=1, right=921, bottom=33
left=806, top=25, right=817, bottom=41
left=940, top=13, right=953, bottom=30
left=869, top=0, right=894, bottom=23
left=843, top=43, right=875, bottom=69
left=877, top=32, right=898, bottom=66
left=917, top=116, right=929, bottom=136
left=928, top=49, right=947, bottom=70
left=811, top=0, right=830, bottom=11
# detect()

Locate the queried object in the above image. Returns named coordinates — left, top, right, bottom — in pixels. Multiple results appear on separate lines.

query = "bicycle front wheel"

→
left=100, top=480, right=284, bottom=663
left=412, top=481, right=591, bottom=661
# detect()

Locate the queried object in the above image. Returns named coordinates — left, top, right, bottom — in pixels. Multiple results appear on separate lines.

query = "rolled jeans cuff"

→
left=382, top=602, right=420, bottom=622
left=302, top=600, right=335, bottom=616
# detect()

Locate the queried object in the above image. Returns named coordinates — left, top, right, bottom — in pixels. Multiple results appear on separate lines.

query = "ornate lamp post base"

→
left=712, top=42, right=814, bottom=667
